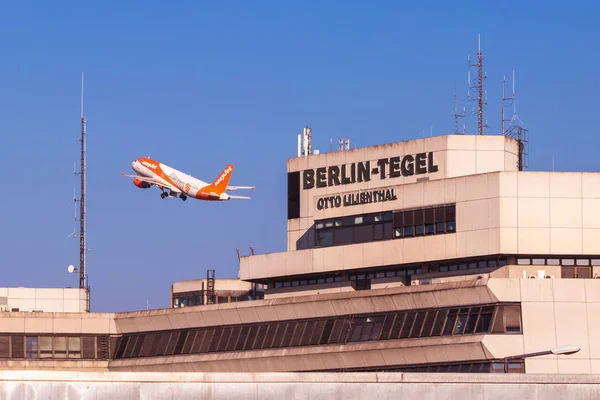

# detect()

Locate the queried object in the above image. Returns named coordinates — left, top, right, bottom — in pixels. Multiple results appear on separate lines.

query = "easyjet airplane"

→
left=122, top=157, right=255, bottom=201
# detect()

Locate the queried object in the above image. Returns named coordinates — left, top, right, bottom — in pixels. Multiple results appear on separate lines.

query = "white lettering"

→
left=142, top=161, right=157, bottom=170
left=215, top=166, right=233, bottom=185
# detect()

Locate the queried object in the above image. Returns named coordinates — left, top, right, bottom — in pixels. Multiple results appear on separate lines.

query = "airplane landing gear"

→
left=180, top=194, right=187, bottom=201
left=160, top=192, right=168, bottom=199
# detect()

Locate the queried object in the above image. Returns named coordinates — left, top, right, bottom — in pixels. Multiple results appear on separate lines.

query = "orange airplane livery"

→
left=122, top=157, right=255, bottom=201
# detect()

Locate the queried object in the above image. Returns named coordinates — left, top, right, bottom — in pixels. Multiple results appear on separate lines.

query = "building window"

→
left=392, top=204, right=456, bottom=241
left=25, top=336, right=38, bottom=359
left=273, top=275, right=342, bottom=289
left=314, top=359, right=525, bottom=374
left=172, top=290, right=206, bottom=308
left=562, top=266, right=592, bottom=279
left=313, top=204, right=456, bottom=249
left=314, top=211, right=393, bottom=248
left=112, top=303, right=518, bottom=360
left=7, top=335, right=103, bottom=360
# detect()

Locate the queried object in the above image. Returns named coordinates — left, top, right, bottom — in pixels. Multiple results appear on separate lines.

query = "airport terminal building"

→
left=2, top=132, right=600, bottom=375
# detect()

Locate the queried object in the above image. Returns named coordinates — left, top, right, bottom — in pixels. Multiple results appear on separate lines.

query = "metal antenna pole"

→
left=468, top=34, right=487, bottom=135
left=79, top=72, right=87, bottom=293
left=477, top=34, right=483, bottom=135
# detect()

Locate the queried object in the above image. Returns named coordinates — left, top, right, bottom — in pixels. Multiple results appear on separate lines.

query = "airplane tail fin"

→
left=208, top=164, right=234, bottom=194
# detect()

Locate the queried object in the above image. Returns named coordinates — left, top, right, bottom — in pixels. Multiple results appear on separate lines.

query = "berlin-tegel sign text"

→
left=303, top=152, right=439, bottom=190
left=307, top=152, right=440, bottom=210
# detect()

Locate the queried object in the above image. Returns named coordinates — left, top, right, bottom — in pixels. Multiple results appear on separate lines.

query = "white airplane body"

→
left=122, top=157, right=254, bottom=201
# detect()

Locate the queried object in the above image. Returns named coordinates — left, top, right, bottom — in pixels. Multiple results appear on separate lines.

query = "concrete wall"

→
left=286, top=134, right=518, bottom=252
left=0, top=287, right=87, bottom=313
left=488, top=278, right=600, bottom=373
left=0, top=370, right=598, bottom=400
left=0, top=310, right=117, bottom=335
left=172, top=279, right=255, bottom=294
left=240, top=170, right=600, bottom=282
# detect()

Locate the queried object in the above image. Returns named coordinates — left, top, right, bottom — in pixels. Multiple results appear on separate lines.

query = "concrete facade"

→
left=239, top=134, right=600, bottom=299
left=1, top=370, right=598, bottom=400
left=1, top=278, right=598, bottom=374
left=0, top=287, right=87, bottom=313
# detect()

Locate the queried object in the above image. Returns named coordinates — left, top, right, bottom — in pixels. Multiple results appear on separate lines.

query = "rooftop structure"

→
left=0, top=287, right=87, bottom=313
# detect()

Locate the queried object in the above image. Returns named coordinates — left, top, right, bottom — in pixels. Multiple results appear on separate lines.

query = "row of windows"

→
left=113, top=303, right=521, bottom=360
left=173, top=290, right=265, bottom=308
left=517, top=256, right=600, bottom=279
left=315, top=359, right=525, bottom=374
left=272, top=256, right=510, bottom=291
left=313, top=205, right=456, bottom=248
left=274, top=275, right=342, bottom=289
left=347, top=256, right=509, bottom=284
left=0, top=335, right=114, bottom=360
left=349, top=267, right=423, bottom=281
left=517, top=257, right=600, bottom=266
left=174, top=293, right=204, bottom=307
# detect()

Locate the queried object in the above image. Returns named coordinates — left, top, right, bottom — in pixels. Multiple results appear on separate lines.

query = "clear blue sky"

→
left=1, top=1, right=598, bottom=312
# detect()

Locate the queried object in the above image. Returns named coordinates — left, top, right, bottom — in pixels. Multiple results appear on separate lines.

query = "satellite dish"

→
left=67, top=265, right=76, bottom=273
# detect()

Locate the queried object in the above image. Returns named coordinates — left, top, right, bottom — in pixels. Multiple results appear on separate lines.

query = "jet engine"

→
left=133, top=178, right=152, bottom=189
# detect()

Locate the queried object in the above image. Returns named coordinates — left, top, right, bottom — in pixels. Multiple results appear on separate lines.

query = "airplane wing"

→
left=228, top=195, right=251, bottom=200
left=226, top=185, right=255, bottom=192
left=121, top=173, right=182, bottom=193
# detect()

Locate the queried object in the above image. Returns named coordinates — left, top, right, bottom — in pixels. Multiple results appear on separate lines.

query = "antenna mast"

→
left=453, top=81, right=467, bottom=134
left=79, top=73, right=87, bottom=291
left=468, top=34, right=487, bottom=135
left=72, top=72, right=89, bottom=311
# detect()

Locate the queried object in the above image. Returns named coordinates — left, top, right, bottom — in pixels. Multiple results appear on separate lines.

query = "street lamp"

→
left=503, top=345, right=580, bottom=373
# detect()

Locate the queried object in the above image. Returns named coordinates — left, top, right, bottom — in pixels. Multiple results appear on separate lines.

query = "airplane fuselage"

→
left=131, top=157, right=229, bottom=200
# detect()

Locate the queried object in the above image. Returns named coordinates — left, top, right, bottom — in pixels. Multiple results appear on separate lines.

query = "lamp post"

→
left=503, top=345, right=580, bottom=373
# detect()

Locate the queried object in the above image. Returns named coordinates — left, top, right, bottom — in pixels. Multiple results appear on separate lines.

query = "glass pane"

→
left=26, top=336, right=38, bottom=359
left=39, top=336, right=52, bottom=359
left=68, top=337, right=81, bottom=359
left=436, top=222, right=445, bottom=233
left=354, top=225, right=373, bottom=243
left=561, top=267, right=575, bottom=279
left=374, top=224, right=384, bottom=240
left=383, top=222, right=393, bottom=239
left=476, top=313, right=493, bottom=333
left=576, top=267, right=591, bottom=279
left=454, top=314, right=468, bottom=335
left=443, top=315, right=456, bottom=336
left=317, top=230, right=333, bottom=246
left=465, top=314, right=478, bottom=334
left=54, top=337, right=67, bottom=358
left=334, top=227, right=353, bottom=245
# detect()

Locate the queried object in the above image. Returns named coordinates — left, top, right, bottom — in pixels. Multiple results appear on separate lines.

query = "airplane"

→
left=122, top=157, right=255, bottom=201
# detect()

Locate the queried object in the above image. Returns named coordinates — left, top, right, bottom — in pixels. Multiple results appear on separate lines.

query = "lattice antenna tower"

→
left=69, top=73, right=89, bottom=304
left=467, top=34, right=488, bottom=135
